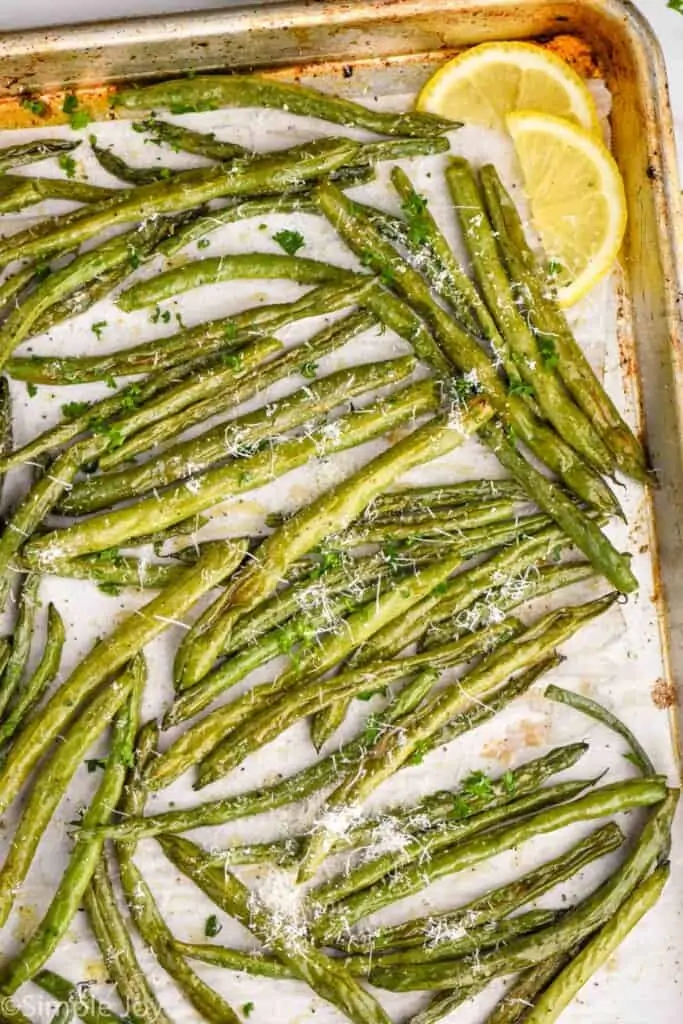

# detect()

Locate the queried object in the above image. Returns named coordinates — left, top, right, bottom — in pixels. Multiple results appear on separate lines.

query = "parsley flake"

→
left=26, top=382, right=38, bottom=398
left=61, top=400, right=89, bottom=420
left=58, top=154, right=77, bottom=178
left=85, top=758, right=107, bottom=773
left=242, top=1003, right=255, bottom=1019
left=273, top=228, right=305, bottom=256
left=21, top=97, right=48, bottom=117
left=91, top=320, right=108, bottom=340
left=205, top=915, right=222, bottom=937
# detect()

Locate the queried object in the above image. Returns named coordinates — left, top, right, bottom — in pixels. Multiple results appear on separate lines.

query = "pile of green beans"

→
left=0, top=66, right=668, bottom=1024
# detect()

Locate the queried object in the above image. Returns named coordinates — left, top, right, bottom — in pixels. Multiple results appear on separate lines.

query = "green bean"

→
left=545, top=683, right=655, bottom=777
left=62, top=335, right=286, bottom=480
left=383, top=169, right=497, bottom=337
left=115, top=74, right=454, bottom=137
left=316, top=778, right=667, bottom=943
left=85, top=726, right=170, bottom=1024
left=312, top=777, right=596, bottom=926
left=363, top=911, right=562, bottom=982
left=409, top=982, right=490, bottom=1024
left=199, top=620, right=523, bottom=783
left=0, top=377, right=12, bottom=480
left=399, top=788, right=677, bottom=991
left=33, top=966, right=125, bottom=1024
left=157, top=835, right=392, bottom=1024
left=119, top=251, right=355, bottom=311
left=0, top=1000, right=31, bottom=1024
left=0, top=264, right=38, bottom=319
left=17, top=334, right=278, bottom=488
left=170, top=940, right=292, bottom=978
left=0, top=656, right=144, bottom=926
left=64, top=355, right=413, bottom=514
left=485, top=954, right=578, bottom=1024
left=361, top=478, right=530, bottom=521
left=0, top=603, right=65, bottom=749
left=346, top=822, right=624, bottom=954
left=337, top=522, right=575, bottom=675
left=316, top=499, right=520, bottom=547
left=0, top=138, right=80, bottom=172
left=34, top=970, right=127, bottom=1024
left=178, top=395, right=493, bottom=688
left=445, top=159, right=614, bottom=474
left=30, top=214, right=191, bottom=337
left=24, top=380, right=441, bottom=565
left=134, top=117, right=248, bottom=159
left=524, top=866, right=668, bottom=1023
left=111, top=734, right=244, bottom=1024
left=482, top=417, right=636, bottom=592
left=317, top=180, right=636, bottom=593
left=37, top=553, right=186, bottom=590
left=7, top=276, right=371, bottom=385
left=480, top=163, right=649, bottom=483
left=421, top=561, right=598, bottom=649
left=158, top=193, right=319, bottom=256
left=0, top=573, right=40, bottom=718
left=159, top=547, right=482, bottom=787
left=91, top=136, right=185, bottom=184
left=0, top=175, right=116, bottom=214
left=165, top=575, right=404, bottom=729
left=0, top=669, right=143, bottom=993
left=319, top=180, right=614, bottom=504
left=0, top=138, right=359, bottom=266
left=89, top=661, right=550, bottom=844
left=0, top=438, right=105, bottom=609
left=0, top=220, right=177, bottom=371
left=0, top=641, right=11, bottom=681
left=0, top=354, right=206, bottom=473
left=297, top=593, right=617, bottom=878
left=0, top=539, right=247, bottom=817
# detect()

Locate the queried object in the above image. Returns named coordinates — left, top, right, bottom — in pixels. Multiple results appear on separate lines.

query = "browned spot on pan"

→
left=651, top=678, right=678, bottom=710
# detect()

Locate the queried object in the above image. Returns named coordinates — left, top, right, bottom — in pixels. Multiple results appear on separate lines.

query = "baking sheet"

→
left=0, top=63, right=680, bottom=1024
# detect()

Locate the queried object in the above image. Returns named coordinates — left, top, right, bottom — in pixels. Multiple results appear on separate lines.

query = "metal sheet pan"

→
left=0, top=2, right=680, bottom=1022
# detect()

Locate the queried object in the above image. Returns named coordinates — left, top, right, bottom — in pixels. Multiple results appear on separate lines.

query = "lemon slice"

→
left=417, top=41, right=599, bottom=133
left=507, top=110, right=627, bottom=306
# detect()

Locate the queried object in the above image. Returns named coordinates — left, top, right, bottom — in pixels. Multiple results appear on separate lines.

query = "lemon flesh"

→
left=507, top=110, right=627, bottom=307
left=417, top=41, right=599, bottom=133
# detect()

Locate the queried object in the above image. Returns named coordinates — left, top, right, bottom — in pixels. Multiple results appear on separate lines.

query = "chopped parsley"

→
left=197, top=238, right=211, bottom=249
left=151, top=306, right=172, bottom=325
left=462, top=770, right=495, bottom=800
left=120, top=384, right=142, bottom=410
left=221, top=352, right=242, bottom=370
left=273, top=228, right=305, bottom=256
left=127, top=245, right=141, bottom=270
left=61, top=400, right=89, bottom=420
left=242, top=1004, right=255, bottom=1019
left=300, top=361, right=318, bottom=379
left=91, top=320, right=108, bottom=340
left=668, top=0, right=683, bottom=10
left=62, top=94, right=79, bottom=115
left=26, top=382, right=38, bottom=398
left=97, top=581, right=122, bottom=596
left=407, top=740, right=429, bottom=766
left=362, top=713, right=383, bottom=746
left=63, top=93, right=91, bottom=130
left=204, top=914, right=222, bottom=938
left=58, top=154, right=77, bottom=178
left=502, top=770, right=517, bottom=794
left=21, top=97, right=48, bottom=117
left=85, top=758, right=107, bottom=773
left=538, top=335, right=559, bottom=370
left=92, top=548, right=120, bottom=563
left=91, top=419, right=124, bottom=449
left=509, top=377, right=535, bottom=397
